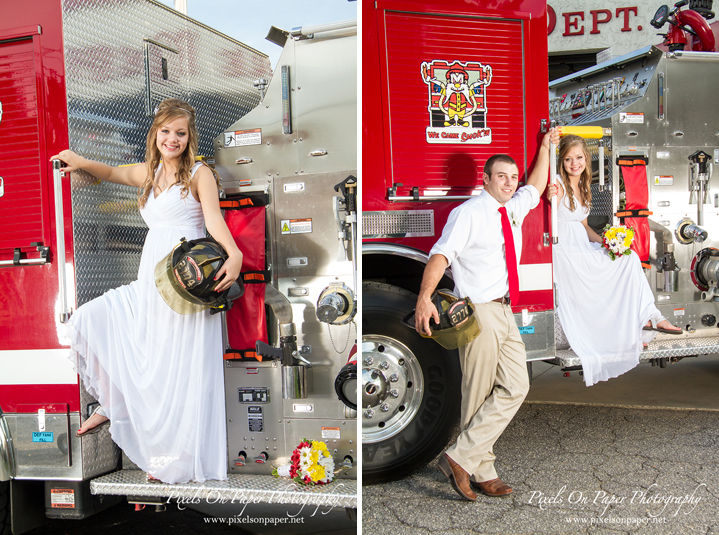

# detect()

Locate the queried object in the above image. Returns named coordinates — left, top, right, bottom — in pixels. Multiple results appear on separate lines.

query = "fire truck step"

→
left=89, top=470, right=357, bottom=509
left=554, top=335, right=719, bottom=368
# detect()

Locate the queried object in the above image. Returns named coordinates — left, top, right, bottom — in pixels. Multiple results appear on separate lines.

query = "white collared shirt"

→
left=429, top=185, right=539, bottom=304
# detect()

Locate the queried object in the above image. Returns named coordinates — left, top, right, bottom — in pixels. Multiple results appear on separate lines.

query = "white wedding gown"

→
left=553, top=176, right=660, bottom=386
left=69, top=163, right=227, bottom=483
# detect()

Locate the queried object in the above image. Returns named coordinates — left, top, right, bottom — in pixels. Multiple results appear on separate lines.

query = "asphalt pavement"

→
left=362, top=356, right=719, bottom=535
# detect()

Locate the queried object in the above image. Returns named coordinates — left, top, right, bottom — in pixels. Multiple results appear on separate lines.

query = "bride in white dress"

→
left=51, top=99, right=243, bottom=483
left=547, top=134, right=681, bottom=386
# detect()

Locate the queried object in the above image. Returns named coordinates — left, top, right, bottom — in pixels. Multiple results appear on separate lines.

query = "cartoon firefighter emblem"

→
left=421, top=60, right=492, bottom=144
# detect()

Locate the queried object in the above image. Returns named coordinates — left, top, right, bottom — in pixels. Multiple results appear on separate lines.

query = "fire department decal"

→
left=421, top=60, right=493, bottom=144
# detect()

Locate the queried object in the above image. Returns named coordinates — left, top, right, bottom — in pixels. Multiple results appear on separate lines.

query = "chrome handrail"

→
left=53, top=160, right=72, bottom=323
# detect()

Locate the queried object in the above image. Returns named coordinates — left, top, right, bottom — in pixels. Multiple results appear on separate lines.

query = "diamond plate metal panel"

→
left=90, top=470, right=357, bottom=509
left=590, top=183, right=613, bottom=217
left=553, top=336, right=719, bottom=368
left=554, top=312, right=570, bottom=350
left=362, top=210, right=434, bottom=239
left=79, top=379, right=120, bottom=480
left=587, top=138, right=613, bottom=218
left=62, top=0, right=271, bottom=306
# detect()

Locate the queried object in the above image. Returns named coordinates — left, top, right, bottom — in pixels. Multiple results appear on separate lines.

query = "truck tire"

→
left=362, top=282, right=461, bottom=484
left=0, top=480, right=9, bottom=535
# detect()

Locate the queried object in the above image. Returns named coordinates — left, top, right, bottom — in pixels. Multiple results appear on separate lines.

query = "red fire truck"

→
left=362, top=0, right=552, bottom=484
left=362, top=0, right=719, bottom=484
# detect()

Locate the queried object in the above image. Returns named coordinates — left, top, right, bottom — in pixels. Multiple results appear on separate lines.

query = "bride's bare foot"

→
left=76, top=412, right=109, bottom=436
left=656, top=320, right=681, bottom=333
left=645, top=320, right=682, bottom=333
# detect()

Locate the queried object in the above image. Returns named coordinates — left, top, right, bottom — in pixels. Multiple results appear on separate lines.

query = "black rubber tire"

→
left=0, top=480, right=10, bottom=535
left=362, top=282, right=461, bottom=484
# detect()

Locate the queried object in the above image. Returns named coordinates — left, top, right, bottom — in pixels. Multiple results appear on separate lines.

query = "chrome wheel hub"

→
left=361, top=335, right=424, bottom=443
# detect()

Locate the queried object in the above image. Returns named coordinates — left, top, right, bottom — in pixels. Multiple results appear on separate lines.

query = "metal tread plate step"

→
left=90, top=470, right=357, bottom=509
left=552, top=335, right=719, bottom=368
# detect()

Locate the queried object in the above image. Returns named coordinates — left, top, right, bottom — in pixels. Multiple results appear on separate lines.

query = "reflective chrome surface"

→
left=63, top=0, right=270, bottom=307
left=550, top=46, right=719, bottom=347
left=0, top=415, right=15, bottom=481
left=361, top=336, right=423, bottom=444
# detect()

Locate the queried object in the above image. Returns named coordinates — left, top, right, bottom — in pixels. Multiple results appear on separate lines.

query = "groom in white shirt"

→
left=414, top=129, right=555, bottom=500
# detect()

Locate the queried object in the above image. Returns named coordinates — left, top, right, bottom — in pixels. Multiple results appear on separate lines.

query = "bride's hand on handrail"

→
left=546, top=183, right=558, bottom=201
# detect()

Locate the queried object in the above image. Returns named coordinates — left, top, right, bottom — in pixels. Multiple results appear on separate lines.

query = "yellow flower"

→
left=312, top=441, right=328, bottom=451
left=624, top=239, right=631, bottom=247
left=308, top=465, right=325, bottom=482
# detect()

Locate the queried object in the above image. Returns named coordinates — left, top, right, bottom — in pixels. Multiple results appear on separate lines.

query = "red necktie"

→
left=498, top=206, right=519, bottom=304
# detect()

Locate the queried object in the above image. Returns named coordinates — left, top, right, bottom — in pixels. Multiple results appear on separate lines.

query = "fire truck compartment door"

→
left=378, top=11, right=527, bottom=195
left=0, top=37, right=51, bottom=255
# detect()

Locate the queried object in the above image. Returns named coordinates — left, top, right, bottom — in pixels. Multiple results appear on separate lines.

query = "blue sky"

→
left=158, top=0, right=358, bottom=68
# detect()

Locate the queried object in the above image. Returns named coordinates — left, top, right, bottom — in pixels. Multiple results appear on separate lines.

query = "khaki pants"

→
left=444, top=301, right=529, bottom=482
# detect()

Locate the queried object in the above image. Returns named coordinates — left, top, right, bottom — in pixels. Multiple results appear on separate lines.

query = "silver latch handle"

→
left=235, top=158, right=253, bottom=165
left=309, top=150, right=328, bottom=157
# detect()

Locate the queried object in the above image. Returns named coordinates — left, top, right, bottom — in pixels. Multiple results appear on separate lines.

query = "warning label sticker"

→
left=321, top=426, right=341, bottom=440
left=280, top=219, right=312, bottom=235
left=674, top=308, right=685, bottom=316
left=224, top=128, right=262, bottom=148
left=654, top=175, right=674, bottom=186
left=51, top=489, right=75, bottom=509
left=619, top=112, right=644, bottom=124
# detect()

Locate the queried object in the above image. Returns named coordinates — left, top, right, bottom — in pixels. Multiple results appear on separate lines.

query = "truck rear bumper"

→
left=90, top=470, right=357, bottom=509
left=552, top=335, right=719, bottom=368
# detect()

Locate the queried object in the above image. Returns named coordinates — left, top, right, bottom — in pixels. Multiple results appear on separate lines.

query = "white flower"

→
left=318, top=455, right=335, bottom=483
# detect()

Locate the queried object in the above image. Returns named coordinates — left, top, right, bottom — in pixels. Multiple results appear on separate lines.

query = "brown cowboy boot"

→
left=437, top=453, right=477, bottom=501
left=472, top=478, right=513, bottom=497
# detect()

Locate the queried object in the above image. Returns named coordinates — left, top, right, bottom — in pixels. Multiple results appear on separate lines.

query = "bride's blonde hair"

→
left=137, top=99, right=218, bottom=208
left=558, top=134, right=592, bottom=212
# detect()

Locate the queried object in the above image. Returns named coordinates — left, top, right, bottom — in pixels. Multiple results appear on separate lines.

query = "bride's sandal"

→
left=643, top=316, right=682, bottom=335
left=76, top=405, right=110, bottom=437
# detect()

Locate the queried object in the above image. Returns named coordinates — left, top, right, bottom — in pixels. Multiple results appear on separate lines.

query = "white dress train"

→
left=553, top=176, right=660, bottom=386
left=69, top=162, right=227, bottom=483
